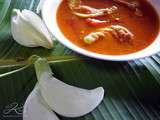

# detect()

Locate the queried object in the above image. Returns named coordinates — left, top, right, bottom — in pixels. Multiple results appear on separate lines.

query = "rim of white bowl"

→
left=42, top=0, right=160, bottom=61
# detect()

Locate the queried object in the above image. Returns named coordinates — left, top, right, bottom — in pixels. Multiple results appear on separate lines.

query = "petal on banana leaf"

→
left=0, top=0, right=72, bottom=60
left=0, top=58, right=160, bottom=120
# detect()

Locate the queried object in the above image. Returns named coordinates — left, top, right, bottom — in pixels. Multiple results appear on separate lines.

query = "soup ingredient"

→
left=112, top=0, right=143, bottom=16
left=85, top=18, right=120, bottom=27
left=74, top=5, right=95, bottom=13
left=106, top=25, right=134, bottom=42
left=68, top=0, right=82, bottom=10
left=11, top=9, right=53, bottom=49
left=73, top=6, right=118, bottom=18
left=84, top=32, right=105, bottom=44
left=100, top=25, right=134, bottom=43
left=34, top=58, right=104, bottom=117
left=84, top=25, right=134, bottom=44
left=85, top=18, right=108, bottom=27
left=68, top=0, right=117, bottom=18
left=23, top=86, right=59, bottom=120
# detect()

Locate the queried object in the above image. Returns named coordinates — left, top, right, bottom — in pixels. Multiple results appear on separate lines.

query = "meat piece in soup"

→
left=57, top=0, right=159, bottom=55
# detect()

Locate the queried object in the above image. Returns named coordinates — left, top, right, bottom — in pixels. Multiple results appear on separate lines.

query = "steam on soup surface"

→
left=57, top=0, right=159, bottom=55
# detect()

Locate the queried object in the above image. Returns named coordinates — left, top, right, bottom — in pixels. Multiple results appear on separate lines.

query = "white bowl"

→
left=42, top=0, right=160, bottom=61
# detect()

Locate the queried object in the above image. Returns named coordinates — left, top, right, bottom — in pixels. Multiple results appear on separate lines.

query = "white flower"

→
left=35, top=58, right=104, bottom=117
left=11, top=9, right=53, bottom=49
left=23, top=86, right=60, bottom=120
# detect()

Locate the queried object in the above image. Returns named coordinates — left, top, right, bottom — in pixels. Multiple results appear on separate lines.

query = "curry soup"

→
left=57, top=0, right=159, bottom=55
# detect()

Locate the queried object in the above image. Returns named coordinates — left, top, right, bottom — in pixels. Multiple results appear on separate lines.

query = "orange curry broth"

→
left=57, top=0, right=159, bottom=55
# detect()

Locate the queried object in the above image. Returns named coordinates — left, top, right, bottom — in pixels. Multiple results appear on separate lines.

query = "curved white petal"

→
left=34, top=58, right=104, bottom=118
left=11, top=9, right=53, bottom=49
left=23, top=86, right=59, bottom=120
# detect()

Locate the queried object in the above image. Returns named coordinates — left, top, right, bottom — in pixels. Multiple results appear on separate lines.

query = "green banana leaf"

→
left=0, top=0, right=160, bottom=120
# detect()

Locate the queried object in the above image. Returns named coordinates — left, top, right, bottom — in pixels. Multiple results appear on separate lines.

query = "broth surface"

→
left=57, top=0, right=159, bottom=55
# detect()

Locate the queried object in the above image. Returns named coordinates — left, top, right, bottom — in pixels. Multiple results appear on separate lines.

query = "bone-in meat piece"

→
left=108, top=25, right=134, bottom=42
left=112, top=0, right=143, bottom=16
left=83, top=25, right=134, bottom=44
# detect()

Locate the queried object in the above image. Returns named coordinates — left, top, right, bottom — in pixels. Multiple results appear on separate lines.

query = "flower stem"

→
left=0, top=55, right=82, bottom=78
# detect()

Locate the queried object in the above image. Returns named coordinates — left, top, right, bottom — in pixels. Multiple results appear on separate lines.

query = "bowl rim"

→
left=42, top=0, right=160, bottom=61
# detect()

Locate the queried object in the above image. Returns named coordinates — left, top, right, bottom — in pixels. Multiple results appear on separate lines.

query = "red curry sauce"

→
left=57, top=0, right=159, bottom=55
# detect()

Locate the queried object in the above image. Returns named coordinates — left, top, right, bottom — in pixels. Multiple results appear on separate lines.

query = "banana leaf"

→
left=0, top=0, right=160, bottom=120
